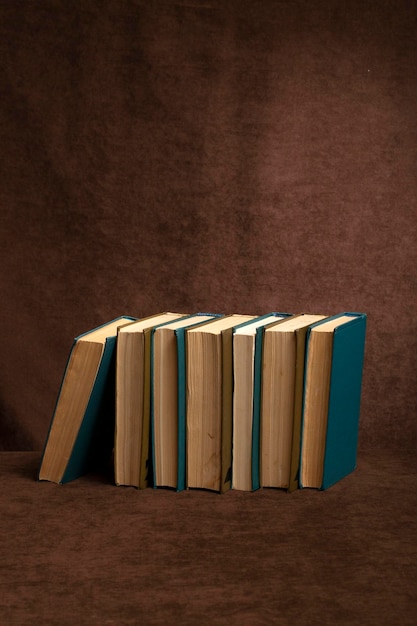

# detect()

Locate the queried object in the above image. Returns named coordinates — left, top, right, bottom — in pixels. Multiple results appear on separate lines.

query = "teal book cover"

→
left=299, top=312, right=367, bottom=490
left=150, top=313, right=220, bottom=491
left=231, top=312, right=292, bottom=491
left=175, top=327, right=187, bottom=491
left=39, top=316, right=136, bottom=484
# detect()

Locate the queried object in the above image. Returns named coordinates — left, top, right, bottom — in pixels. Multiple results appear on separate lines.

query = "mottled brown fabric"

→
left=1, top=0, right=416, bottom=452
left=1, top=451, right=416, bottom=625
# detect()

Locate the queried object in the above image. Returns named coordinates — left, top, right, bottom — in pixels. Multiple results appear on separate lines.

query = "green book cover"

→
left=221, top=326, right=234, bottom=493
left=299, top=312, right=367, bottom=490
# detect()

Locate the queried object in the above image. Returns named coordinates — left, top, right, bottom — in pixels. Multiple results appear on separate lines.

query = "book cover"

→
left=299, top=312, right=367, bottom=490
left=38, top=316, right=136, bottom=484
left=232, top=313, right=291, bottom=491
left=151, top=313, right=220, bottom=491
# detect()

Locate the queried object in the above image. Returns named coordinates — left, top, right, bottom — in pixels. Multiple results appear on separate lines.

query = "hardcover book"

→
left=232, top=313, right=291, bottom=491
left=38, top=316, right=136, bottom=484
left=186, top=314, right=255, bottom=492
left=151, top=313, right=219, bottom=491
left=299, top=312, right=367, bottom=490
left=260, top=313, right=326, bottom=491
left=114, top=312, right=186, bottom=488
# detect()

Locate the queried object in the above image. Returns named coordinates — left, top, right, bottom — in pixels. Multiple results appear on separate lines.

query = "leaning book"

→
left=38, top=316, right=136, bottom=484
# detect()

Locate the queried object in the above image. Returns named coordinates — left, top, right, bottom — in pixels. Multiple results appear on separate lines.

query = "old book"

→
left=114, top=312, right=186, bottom=488
left=186, top=314, right=255, bottom=492
left=260, top=314, right=327, bottom=490
left=300, top=313, right=367, bottom=489
left=38, top=316, right=136, bottom=484
left=151, top=313, right=219, bottom=491
left=232, top=313, right=291, bottom=491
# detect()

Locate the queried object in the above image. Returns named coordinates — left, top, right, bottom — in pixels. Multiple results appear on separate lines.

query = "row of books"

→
left=38, top=310, right=367, bottom=492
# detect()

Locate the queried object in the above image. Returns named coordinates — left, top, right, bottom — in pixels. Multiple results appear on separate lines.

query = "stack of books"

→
left=38, top=310, right=367, bottom=492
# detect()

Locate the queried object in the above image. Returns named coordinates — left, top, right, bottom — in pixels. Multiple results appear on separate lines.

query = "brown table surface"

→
left=1, top=450, right=416, bottom=625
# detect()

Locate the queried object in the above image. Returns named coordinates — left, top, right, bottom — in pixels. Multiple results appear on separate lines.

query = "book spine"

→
left=251, top=327, right=264, bottom=491
left=287, top=326, right=309, bottom=492
left=221, top=328, right=233, bottom=493
left=140, top=330, right=153, bottom=488
left=176, top=328, right=187, bottom=492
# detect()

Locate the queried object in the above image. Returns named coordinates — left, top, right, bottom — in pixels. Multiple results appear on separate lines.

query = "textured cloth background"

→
left=1, top=1, right=416, bottom=451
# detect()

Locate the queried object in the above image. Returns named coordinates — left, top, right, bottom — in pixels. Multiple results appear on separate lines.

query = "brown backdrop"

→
left=1, top=0, right=417, bottom=452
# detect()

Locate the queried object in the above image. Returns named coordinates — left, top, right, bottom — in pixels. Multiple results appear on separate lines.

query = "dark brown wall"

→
left=1, top=0, right=416, bottom=451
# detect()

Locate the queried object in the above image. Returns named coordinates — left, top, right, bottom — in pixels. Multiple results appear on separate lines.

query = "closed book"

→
left=186, top=314, right=255, bottom=492
left=232, top=313, right=291, bottom=491
left=260, top=314, right=327, bottom=491
left=115, top=312, right=187, bottom=488
left=38, top=316, right=136, bottom=484
left=299, top=312, right=367, bottom=490
left=151, top=313, right=219, bottom=491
